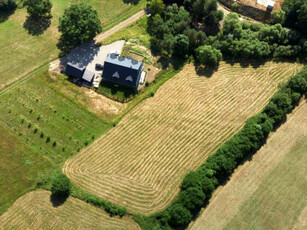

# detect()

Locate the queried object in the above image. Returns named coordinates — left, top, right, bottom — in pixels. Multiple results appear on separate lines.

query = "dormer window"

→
left=113, top=71, right=120, bottom=78
left=126, top=75, right=133, bottom=82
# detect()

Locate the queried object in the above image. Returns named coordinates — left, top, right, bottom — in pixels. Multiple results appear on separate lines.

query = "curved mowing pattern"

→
left=64, top=61, right=302, bottom=214
left=0, top=190, right=140, bottom=230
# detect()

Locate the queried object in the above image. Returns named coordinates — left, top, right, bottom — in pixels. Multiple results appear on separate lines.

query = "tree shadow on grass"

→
left=0, top=9, right=15, bottom=23
left=122, top=0, right=140, bottom=5
left=23, top=15, right=52, bottom=36
left=50, top=193, right=69, bottom=207
left=194, top=64, right=219, bottom=78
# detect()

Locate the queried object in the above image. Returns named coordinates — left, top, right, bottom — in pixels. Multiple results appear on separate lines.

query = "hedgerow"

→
left=136, top=67, right=307, bottom=229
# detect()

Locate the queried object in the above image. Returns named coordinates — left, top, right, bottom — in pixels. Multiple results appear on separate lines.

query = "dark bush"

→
left=168, top=203, right=192, bottom=227
left=178, top=186, right=206, bottom=212
left=288, top=75, right=307, bottom=94
left=51, top=173, right=71, bottom=198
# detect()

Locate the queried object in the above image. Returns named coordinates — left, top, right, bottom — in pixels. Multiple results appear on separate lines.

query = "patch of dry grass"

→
left=0, top=190, right=140, bottom=229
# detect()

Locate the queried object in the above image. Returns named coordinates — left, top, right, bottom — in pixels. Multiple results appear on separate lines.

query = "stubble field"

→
left=190, top=100, right=307, bottom=230
left=0, top=190, right=140, bottom=229
left=63, top=61, right=302, bottom=215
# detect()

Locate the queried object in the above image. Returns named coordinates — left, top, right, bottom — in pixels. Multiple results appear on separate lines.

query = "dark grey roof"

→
left=105, top=54, right=143, bottom=70
left=82, top=69, right=94, bottom=82
left=66, top=62, right=86, bottom=78
left=102, top=55, right=143, bottom=89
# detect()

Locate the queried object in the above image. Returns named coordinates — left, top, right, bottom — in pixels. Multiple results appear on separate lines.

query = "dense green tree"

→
left=183, top=28, right=206, bottom=51
left=174, top=34, right=189, bottom=57
left=195, top=45, right=222, bottom=66
left=147, top=14, right=167, bottom=39
left=51, top=173, right=71, bottom=198
left=178, top=187, right=206, bottom=212
left=0, top=0, right=16, bottom=10
left=168, top=203, right=192, bottom=227
left=148, top=0, right=165, bottom=15
left=296, top=3, right=307, bottom=34
left=24, top=0, right=52, bottom=18
left=288, top=75, right=307, bottom=94
left=270, top=10, right=286, bottom=25
left=58, top=3, right=102, bottom=49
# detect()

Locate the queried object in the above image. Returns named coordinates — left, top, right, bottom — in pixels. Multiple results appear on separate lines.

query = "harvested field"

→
left=0, top=190, right=140, bottom=230
left=190, top=101, right=307, bottom=230
left=64, top=61, right=302, bottom=215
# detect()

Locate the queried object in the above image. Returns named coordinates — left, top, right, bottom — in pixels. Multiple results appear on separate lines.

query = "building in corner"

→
left=102, top=54, right=143, bottom=90
left=65, top=62, right=94, bottom=85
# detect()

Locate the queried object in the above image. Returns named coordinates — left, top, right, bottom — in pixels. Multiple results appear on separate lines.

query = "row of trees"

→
left=144, top=67, right=307, bottom=229
left=208, top=13, right=307, bottom=60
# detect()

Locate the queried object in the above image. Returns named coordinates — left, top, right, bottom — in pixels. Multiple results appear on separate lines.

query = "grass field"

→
left=0, top=0, right=145, bottom=89
left=190, top=100, right=307, bottom=230
left=0, top=190, right=140, bottom=229
left=0, top=66, right=111, bottom=214
left=63, top=61, right=302, bottom=215
left=0, top=126, right=51, bottom=214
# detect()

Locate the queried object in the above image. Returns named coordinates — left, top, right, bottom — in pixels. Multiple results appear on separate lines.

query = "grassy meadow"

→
left=190, top=101, right=307, bottom=230
left=0, top=0, right=145, bottom=89
left=0, top=126, right=51, bottom=214
left=0, top=65, right=111, bottom=214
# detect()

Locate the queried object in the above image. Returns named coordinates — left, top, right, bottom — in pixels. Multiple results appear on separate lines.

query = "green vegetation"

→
left=0, top=65, right=111, bottom=213
left=0, top=125, right=51, bottom=214
left=0, top=0, right=16, bottom=11
left=58, top=3, right=102, bottom=54
left=195, top=45, right=222, bottom=66
left=101, top=16, right=150, bottom=47
left=24, top=0, right=52, bottom=18
left=51, top=173, right=71, bottom=198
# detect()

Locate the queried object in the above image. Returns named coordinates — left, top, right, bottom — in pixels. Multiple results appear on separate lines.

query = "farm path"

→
left=95, top=10, right=146, bottom=42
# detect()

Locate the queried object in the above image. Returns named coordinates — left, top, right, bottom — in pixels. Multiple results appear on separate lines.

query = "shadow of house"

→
left=23, top=15, right=52, bottom=36
left=59, top=40, right=99, bottom=72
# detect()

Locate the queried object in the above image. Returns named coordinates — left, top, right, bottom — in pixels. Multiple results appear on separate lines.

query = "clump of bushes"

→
left=84, top=195, right=127, bottom=217
left=51, top=173, right=71, bottom=198
left=144, top=68, right=307, bottom=229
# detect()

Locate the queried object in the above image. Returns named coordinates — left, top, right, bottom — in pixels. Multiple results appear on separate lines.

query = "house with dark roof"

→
left=101, top=54, right=143, bottom=90
left=65, top=62, right=95, bottom=84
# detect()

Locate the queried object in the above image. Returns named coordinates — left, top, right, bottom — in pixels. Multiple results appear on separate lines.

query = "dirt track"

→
left=95, top=10, right=145, bottom=43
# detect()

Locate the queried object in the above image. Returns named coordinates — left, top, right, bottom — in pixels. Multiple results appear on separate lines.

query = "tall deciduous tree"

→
left=195, top=45, right=222, bottom=66
left=58, top=3, right=102, bottom=49
left=148, top=0, right=165, bottom=15
left=24, top=0, right=52, bottom=18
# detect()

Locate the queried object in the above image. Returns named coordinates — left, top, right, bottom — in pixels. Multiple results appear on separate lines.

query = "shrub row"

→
left=141, top=67, right=307, bottom=229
